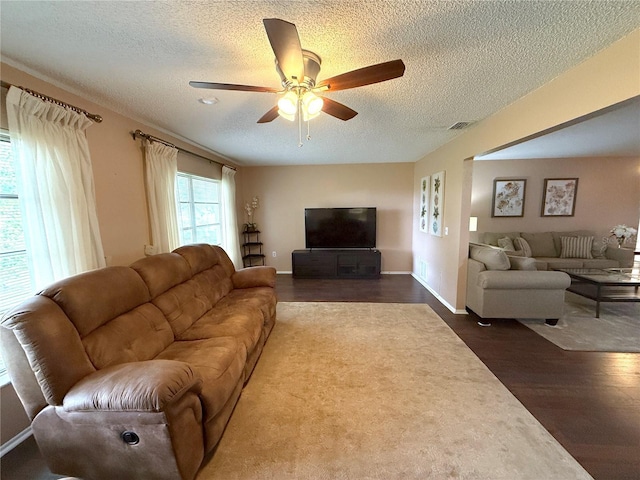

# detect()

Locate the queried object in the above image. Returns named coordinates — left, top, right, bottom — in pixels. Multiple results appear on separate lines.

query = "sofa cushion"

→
left=513, top=237, right=533, bottom=257
left=217, top=287, right=278, bottom=326
left=178, top=305, right=263, bottom=354
left=40, top=267, right=151, bottom=338
left=476, top=270, right=571, bottom=289
left=560, top=236, right=594, bottom=259
left=482, top=232, right=520, bottom=247
left=469, top=245, right=511, bottom=271
left=83, top=302, right=175, bottom=369
left=583, top=258, right=620, bottom=269
left=521, top=232, right=557, bottom=257
left=540, top=258, right=585, bottom=269
left=152, top=279, right=213, bottom=337
left=130, top=253, right=192, bottom=299
left=156, top=337, right=246, bottom=421
left=173, top=244, right=222, bottom=276
left=552, top=230, right=604, bottom=259
left=497, top=237, right=516, bottom=251
left=507, top=256, right=537, bottom=271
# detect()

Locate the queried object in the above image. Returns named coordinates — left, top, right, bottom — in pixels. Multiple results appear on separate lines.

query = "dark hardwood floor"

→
left=2, top=274, right=638, bottom=480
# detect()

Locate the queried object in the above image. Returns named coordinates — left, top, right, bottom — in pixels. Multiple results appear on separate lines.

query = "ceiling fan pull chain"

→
left=298, top=99, right=303, bottom=147
left=307, top=118, right=311, bottom=141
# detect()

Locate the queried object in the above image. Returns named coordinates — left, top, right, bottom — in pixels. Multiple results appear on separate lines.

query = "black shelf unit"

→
left=242, top=230, right=265, bottom=267
left=292, top=249, right=381, bottom=279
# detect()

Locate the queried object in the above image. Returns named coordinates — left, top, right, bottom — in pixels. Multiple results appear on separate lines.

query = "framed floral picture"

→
left=419, top=176, right=430, bottom=233
left=491, top=179, right=526, bottom=217
left=429, top=171, right=445, bottom=236
left=541, top=178, right=578, bottom=216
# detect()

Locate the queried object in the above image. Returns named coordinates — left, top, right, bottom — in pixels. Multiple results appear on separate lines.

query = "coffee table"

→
left=556, top=267, right=640, bottom=318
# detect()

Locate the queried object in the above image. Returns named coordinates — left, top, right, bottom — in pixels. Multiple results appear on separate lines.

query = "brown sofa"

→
left=0, top=244, right=277, bottom=480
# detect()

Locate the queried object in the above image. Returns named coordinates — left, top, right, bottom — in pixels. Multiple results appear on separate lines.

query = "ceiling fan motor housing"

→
left=276, top=50, right=322, bottom=90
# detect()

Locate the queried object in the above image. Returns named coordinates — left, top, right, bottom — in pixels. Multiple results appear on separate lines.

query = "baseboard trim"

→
left=0, top=426, right=33, bottom=457
left=276, top=271, right=411, bottom=275
left=411, top=273, right=467, bottom=315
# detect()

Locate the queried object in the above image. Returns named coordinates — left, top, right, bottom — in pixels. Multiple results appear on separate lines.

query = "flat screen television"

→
left=305, top=207, right=376, bottom=249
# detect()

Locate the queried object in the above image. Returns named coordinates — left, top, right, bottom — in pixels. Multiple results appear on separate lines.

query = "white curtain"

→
left=144, top=140, right=180, bottom=253
left=5, top=86, right=106, bottom=290
left=221, top=166, right=242, bottom=269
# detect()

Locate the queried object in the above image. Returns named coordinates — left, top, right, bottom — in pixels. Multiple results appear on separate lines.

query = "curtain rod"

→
left=131, top=129, right=235, bottom=170
left=1, top=80, right=103, bottom=123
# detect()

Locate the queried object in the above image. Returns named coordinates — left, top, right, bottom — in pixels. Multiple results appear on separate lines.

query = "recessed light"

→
left=198, top=97, right=219, bottom=105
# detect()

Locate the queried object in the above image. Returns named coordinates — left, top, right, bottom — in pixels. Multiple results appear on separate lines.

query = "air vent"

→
left=448, top=121, right=473, bottom=130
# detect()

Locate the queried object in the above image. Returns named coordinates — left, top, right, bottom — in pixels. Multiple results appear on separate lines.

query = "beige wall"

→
left=413, top=29, right=640, bottom=312
left=239, top=164, right=415, bottom=272
left=471, top=157, right=640, bottom=241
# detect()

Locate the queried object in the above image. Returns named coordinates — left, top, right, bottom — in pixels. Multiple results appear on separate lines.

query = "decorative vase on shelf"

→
left=616, top=237, right=625, bottom=248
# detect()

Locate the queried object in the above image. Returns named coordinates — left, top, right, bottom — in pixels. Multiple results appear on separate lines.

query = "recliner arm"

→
left=232, top=266, right=276, bottom=289
left=63, top=359, right=202, bottom=412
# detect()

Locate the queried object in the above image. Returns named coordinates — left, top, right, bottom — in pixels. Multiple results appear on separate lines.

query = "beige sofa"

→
left=0, top=244, right=277, bottom=480
left=481, top=230, right=634, bottom=270
left=466, top=244, right=571, bottom=325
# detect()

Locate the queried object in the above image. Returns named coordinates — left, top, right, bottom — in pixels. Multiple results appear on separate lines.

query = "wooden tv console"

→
left=292, top=249, right=381, bottom=279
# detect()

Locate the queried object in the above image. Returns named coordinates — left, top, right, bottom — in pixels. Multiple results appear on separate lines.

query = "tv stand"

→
left=292, top=249, right=381, bottom=279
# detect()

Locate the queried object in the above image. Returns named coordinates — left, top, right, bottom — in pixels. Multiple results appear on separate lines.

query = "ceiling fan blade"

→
left=263, top=18, right=305, bottom=83
left=189, top=81, right=279, bottom=93
left=317, top=59, right=405, bottom=91
left=257, top=105, right=280, bottom=123
left=321, top=97, right=358, bottom=121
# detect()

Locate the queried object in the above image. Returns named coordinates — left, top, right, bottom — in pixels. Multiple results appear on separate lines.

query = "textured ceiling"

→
left=1, top=1, right=639, bottom=166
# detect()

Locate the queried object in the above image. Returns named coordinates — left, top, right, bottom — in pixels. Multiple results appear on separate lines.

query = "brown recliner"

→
left=1, top=244, right=276, bottom=480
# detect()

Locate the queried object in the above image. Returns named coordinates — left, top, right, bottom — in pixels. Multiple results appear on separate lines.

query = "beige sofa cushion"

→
left=552, top=230, right=605, bottom=259
left=559, top=236, right=594, bottom=259
left=507, top=256, right=537, bottom=271
left=497, top=237, right=516, bottom=251
left=513, top=237, right=532, bottom=257
left=476, top=270, right=571, bottom=289
left=482, top=232, right=520, bottom=246
left=469, top=245, right=510, bottom=270
left=521, top=232, right=557, bottom=257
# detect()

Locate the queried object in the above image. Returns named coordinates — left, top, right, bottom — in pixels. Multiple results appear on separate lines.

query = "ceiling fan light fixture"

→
left=302, top=91, right=323, bottom=116
left=278, top=91, right=298, bottom=116
left=277, top=109, right=296, bottom=122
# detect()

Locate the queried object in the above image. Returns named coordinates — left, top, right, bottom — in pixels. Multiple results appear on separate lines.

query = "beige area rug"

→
left=197, top=302, right=591, bottom=480
left=518, top=292, right=640, bottom=352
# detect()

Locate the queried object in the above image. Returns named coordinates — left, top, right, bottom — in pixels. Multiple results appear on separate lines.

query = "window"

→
left=0, top=131, right=33, bottom=382
left=176, top=173, right=222, bottom=246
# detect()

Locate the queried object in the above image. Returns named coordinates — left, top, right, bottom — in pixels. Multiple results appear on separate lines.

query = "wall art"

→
left=429, top=171, right=445, bottom=236
left=541, top=178, right=578, bottom=216
left=419, top=176, right=430, bottom=233
left=491, top=179, right=526, bottom=217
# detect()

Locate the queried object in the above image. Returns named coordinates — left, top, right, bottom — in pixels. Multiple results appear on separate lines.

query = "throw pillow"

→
left=513, top=237, right=532, bottom=257
left=482, top=232, right=520, bottom=247
left=469, top=245, right=511, bottom=271
left=560, top=236, right=594, bottom=259
left=497, top=237, right=516, bottom=251
left=521, top=232, right=557, bottom=257
left=507, top=255, right=537, bottom=271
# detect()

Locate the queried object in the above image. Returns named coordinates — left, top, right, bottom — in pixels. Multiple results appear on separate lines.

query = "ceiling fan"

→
left=190, top=18, right=405, bottom=142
